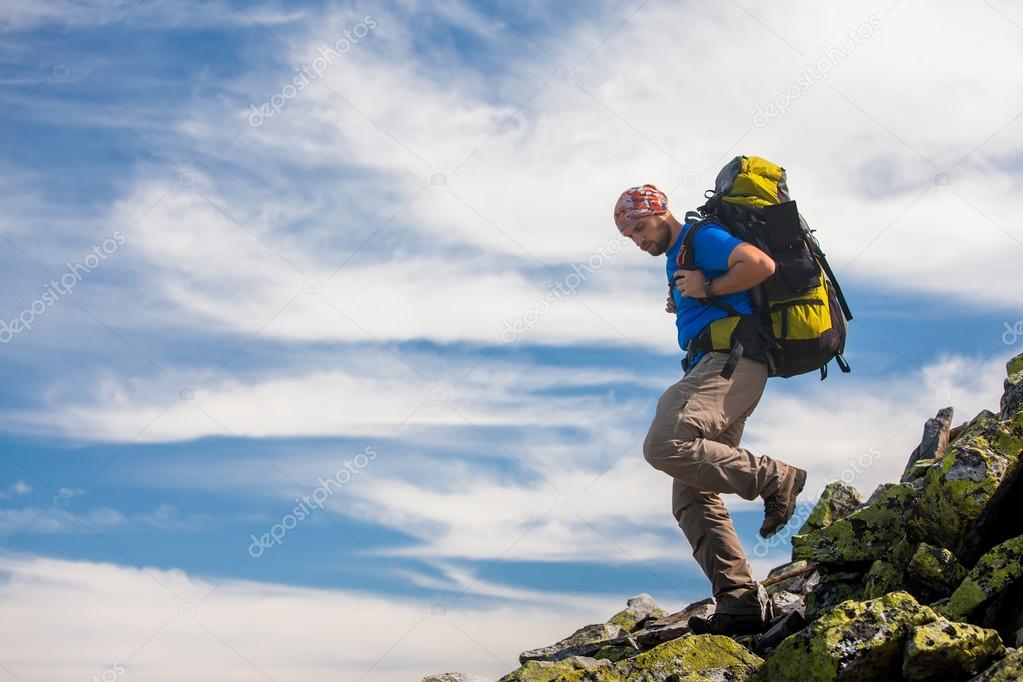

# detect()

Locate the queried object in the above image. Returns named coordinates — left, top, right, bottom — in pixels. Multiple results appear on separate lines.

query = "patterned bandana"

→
left=613, top=184, right=668, bottom=231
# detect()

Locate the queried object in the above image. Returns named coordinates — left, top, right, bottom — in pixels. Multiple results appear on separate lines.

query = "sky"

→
left=1, top=0, right=1022, bottom=680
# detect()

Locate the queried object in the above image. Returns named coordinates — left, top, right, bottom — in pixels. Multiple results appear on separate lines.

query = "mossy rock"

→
left=970, top=645, right=1023, bottom=681
left=595, top=634, right=763, bottom=682
left=910, top=410, right=1023, bottom=556
left=498, top=655, right=609, bottom=681
left=805, top=572, right=866, bottom=622
left=907, top=543, right=967, bottom=598
left=605, top=593, right=664, bottom=633
left=755, top=591, right=939, bottom=682
left=792, top=484, right=916, bottom=565
left=797, top=481, right=864, bottom=536
left=1008, top=352, right=1023, bottom=378
left=863, top=560, right=905, bottom=600
left=940, top=534, right=1023, bottom=621
left=518, top=623, right=623, bottom=663
left=902, top=618, right=1004, bottom=681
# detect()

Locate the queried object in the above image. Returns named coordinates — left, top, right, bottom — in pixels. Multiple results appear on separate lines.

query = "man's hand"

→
left=665, top=294, right=676, bottom=314
left=674, top=268, right=707, bottom=299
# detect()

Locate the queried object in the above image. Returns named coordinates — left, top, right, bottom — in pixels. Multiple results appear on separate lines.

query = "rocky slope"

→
left=423, top=352, right=1023, bottom=682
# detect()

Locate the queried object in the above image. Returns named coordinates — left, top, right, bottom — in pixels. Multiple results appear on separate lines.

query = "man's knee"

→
left=643, top=434, right=698, bottom=469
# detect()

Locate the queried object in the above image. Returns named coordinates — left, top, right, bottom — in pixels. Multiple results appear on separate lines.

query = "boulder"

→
left=863, top=560, right=905, bottom=600
left=797, top=482, right=864, bottom=535
left=804, top=572, right=865, bottom=622
left=909, top=409, right=1023, bottom=555
left=941, top=534, right=1023, bottom=622
left=902, top=619, right=1004, bottom=681
left=907, top=543, right=967, bottom=598
left=605, top=593, right=664, bottom=633
left=603, top=634, right=762, bottom=681
left=1001, top=352, right=1023, bottom=418
left=902, top=407, right=955, bottom=482
left=962, top=454, right=1023, bottom=566
left=423, top=675, right=493, bottom=682
left=602, top=598, right=714, bottom=652
left=497, top=655, right=610, bottom=681
left=792, top=484, right=916, bottom=565
left=518, top=623, right=622, bottom=663
left=756, top=591, right=938, bottom=682
left=969, top=646, right=1023, bottom=681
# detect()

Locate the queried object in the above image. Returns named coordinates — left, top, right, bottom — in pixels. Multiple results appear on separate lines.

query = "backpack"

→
left=679, top=155, right=853, bottom=380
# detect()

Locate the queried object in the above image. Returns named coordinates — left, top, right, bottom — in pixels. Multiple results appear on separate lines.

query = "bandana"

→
left=613, top=184, right=668, bottom=231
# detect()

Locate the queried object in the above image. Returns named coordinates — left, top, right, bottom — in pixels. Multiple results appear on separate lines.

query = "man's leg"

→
left=671, top=481, right=763, bottom=614
left=643, top=353, right=781, bottom=501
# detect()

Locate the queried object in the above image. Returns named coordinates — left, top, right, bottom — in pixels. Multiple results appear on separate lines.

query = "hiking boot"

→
left=689, top=610, right=769, bottom=636
left=759, top=464, right=807, bottom=538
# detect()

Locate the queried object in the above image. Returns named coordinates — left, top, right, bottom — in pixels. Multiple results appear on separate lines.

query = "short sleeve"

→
left=693, top=224, right=742, bottom=273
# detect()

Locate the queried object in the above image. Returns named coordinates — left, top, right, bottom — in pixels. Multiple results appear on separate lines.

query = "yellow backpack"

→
left=680, top=155, right=852, bottom=380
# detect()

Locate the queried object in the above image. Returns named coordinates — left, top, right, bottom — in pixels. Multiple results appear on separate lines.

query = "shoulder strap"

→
left=680, top=216, right=744, bottom=317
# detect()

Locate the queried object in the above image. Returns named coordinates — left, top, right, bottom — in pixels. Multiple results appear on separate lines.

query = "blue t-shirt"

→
left=666, top=221, right=753, bottom=367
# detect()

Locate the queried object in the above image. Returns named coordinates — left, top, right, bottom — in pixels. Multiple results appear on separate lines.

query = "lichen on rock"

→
left=862, top=560, right=905, bottom=600
left=901, top=618, right=1004, bottom=681
left=756, top=591, right=938, bottom=682
left=792, top=484, right=916, bottom=565
left=940, top=534, right=1023, bottom=621
left=797, top=481, right=864, bottom=536
left=605, top=593, right=664, bottom=633
left=906, top=542, right=966, bottom=598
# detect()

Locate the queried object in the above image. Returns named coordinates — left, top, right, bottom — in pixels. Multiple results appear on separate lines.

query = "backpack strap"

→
left=680, top=217, right=745, bottom=318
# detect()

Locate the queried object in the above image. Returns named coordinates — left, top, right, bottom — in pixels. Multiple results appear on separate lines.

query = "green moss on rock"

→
left=756, top=591, right=938, bottom=682
left=909, top=410, right=1023, bottom=555
left=940, top=534, right=1023, bottom=621
left=902, top=618, right=1004, bottom=681
left=970, top=646, right=1023, bottom=681
left=605, top=593, right=664, bottom=633
left=863, top=560, right=905, bottom=600
left=906, top=543, right=967, bottom=597
left=594, top=634, right=762, bottom=682
left=797, top=481, right=864, bottom=536
left=792, top=484, right=916, bottom=565
left=805, top=573, right=866, bottom=622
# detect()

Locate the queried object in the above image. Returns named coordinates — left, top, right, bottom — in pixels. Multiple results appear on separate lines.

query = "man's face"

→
left=620, top=214, right=672, bottom=256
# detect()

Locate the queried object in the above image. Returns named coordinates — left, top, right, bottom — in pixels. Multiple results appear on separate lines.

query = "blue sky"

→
left=1, top=1, right=1023, bottom=680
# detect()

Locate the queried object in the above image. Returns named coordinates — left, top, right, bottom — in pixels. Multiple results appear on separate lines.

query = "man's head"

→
left=613, top=184, right=678, bottom=256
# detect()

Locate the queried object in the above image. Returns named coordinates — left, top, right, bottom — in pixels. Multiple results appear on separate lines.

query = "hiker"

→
left=613, top=183, right=807, bottom=635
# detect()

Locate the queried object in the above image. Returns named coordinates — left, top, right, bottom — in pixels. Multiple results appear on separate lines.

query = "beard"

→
left=646, top=220, right=673, bottom=256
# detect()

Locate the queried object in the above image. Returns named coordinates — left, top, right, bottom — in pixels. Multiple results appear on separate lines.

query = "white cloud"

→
left=0, top=553, right=650, bottom=682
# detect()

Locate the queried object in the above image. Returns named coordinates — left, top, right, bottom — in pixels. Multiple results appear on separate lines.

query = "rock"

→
left=764, top=560, right=817, bottom=594
left=902, top=619, right=1005, bottom=681
left=863, top=560, right=905, bottom=600
left=902, top=407, right=955, bottom=482
left=608, top=598, right=714, bottom=651
left=755, top=610, right=808, bottom=657
left=941, top=534, right=1023, bottom=622
left=909, top=410, right=1023, bottom=556
left=518, top=623, right=623, bottom=664
left=804, top=572, right=865, bottom=622
left=423, top=674, right=493, bottom=682
left=1001, top=352, right=1023, bottom=418
left=756, top=591, right=939, bottom=682
left=605, top=593, right=664, bottom=633
left=605, top=634, right=763, bottom=681
left=962, top=454, right=1023, bottom=566
left=797, top=482, right=864, bottom=535
left=970, top=646, right=1023, bottom=681
left=497, top=655, right=610, bottom=681
left=907, top=543, right=967, bottom=598
left=792, top=484, right=917, bottom=566
left=771, top=590, right=804, bottom=617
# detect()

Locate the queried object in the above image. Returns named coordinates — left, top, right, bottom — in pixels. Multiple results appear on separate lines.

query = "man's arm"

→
left=674, top=242, right=775, bottom=299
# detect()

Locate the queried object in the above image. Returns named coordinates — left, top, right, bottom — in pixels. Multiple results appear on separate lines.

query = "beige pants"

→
left=643, top=351, right=780, bottom=614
